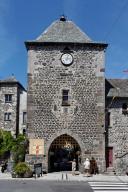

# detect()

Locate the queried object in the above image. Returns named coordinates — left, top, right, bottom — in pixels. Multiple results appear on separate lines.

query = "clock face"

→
left=61, top=53, right=73, bottom=65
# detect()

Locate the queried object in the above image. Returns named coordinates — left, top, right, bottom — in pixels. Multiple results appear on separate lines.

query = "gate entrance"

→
left=48, top=134, right=81, bottom=172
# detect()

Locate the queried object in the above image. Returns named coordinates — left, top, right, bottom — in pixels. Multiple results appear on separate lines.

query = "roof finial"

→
left=60, top=15, right=66, bottom=22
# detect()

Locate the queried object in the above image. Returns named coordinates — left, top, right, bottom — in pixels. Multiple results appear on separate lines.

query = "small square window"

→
left=63, top=107, right=68, bottom=113
left=5, top=94, right=12, bottom=103
left=4, top=113, right=11, bottom=121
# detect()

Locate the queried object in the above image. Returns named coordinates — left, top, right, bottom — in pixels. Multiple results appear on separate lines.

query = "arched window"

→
left=122, top=103, right=128, bottom=115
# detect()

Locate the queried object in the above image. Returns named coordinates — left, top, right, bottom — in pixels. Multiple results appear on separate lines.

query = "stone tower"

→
left=25, top=16, right=107, bottom=172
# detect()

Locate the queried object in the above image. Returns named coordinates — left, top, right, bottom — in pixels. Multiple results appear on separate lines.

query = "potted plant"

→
left=14, top=162, right=32, bottom=178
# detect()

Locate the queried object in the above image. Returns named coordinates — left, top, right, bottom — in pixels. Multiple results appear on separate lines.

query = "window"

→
left=107, top=112, right=110, bottom=127
left=23, top=129, right=26, bottom=135
left=5, top=94, right=12, bottom=103
left=54, top=105, right=57, bottom=111
left=122, top=103, right=128, bottom=115
left=62, top=89, right=70, bottom=106
left=23, top=112, right=27, bottom=124
left=4, top=113, right=11, bottom=121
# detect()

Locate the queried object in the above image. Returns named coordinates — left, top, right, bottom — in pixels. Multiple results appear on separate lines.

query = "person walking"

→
left=83, top=158, right=90, bottom=176
left=90, top=157, right=97, bottom=174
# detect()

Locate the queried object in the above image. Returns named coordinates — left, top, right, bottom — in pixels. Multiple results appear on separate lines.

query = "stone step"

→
left=105, top=167, right=116, bottom=175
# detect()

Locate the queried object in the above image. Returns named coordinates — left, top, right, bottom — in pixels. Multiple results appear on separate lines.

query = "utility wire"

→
left=103, top=0, right=128, bottom=41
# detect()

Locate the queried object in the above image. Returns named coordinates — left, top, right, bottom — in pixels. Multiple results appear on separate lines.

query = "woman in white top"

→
left=83, top=158, right=90, bottom=176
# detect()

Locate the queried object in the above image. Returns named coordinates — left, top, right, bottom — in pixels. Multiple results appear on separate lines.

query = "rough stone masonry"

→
left=25, top=17, right=108, bottom=172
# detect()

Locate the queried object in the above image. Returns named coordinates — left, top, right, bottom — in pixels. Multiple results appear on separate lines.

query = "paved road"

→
left=0, top=180, right=92, bottom=192
left=1, top=179, right=128, bottom=192
left=89, top=181, right=128, bottom=191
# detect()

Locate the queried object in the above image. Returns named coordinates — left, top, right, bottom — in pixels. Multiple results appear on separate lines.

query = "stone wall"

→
left=19, top=90, right=27, bottom=134
left=0, top=84, right=18, bottom=136
left=107, top=98, right=128, bottom=174
left=27, top=44, right=106, bottom=172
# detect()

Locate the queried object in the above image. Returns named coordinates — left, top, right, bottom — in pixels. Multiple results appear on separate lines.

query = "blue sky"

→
left=0, top=0, right=128, bottom=87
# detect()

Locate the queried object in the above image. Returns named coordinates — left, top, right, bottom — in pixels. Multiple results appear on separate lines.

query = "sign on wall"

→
left=29, top=139, right=45, bottom=155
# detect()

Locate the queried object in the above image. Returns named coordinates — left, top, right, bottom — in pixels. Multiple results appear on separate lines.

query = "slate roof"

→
left=25, top=17, right=107, bottom=47
left=107, top=79, right=128, bottom=98
left=0, top=76, right=17, bottom=82
left=36, top=19, right=92, bottom=43
left=0, top=76, right=26, bottom=90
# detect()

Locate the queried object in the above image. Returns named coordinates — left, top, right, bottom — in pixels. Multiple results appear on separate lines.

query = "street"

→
left=0, top=180, right=93, bottom=192
left=0, top=179, right=128, bottom=192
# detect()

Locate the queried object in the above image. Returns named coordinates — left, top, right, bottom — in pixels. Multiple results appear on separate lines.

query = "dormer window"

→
left=122, top=103, right=128, bottom=115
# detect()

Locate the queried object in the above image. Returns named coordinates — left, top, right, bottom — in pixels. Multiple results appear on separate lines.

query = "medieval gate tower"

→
left=25, top=16, right=107, bottom=172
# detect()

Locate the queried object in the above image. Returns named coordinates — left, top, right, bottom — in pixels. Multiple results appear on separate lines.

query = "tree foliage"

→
left=11, top=134, right=28, bottom=164
left=0, top=129, right=28, bottom=163
left=0, top=129, right=13, bottom=157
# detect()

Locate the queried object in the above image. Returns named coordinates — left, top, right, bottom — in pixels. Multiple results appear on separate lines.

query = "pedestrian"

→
left=83, top=158, right=90, bottom=176
left=90, top=157, right=97, bottom=174
left=72, top=159, right=76, bottom=175
left=1, top=161, right=7, bottom=173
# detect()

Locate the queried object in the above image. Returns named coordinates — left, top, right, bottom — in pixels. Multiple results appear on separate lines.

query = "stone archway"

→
left=48, top=134, right=81, bottom=172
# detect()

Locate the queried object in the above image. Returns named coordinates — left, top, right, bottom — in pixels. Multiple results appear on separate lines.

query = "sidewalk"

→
left=0, top=172, right=11, bottom=180
left=37, top=172, right=128, bottom=183
left=0, top=171, right=128, bottom=183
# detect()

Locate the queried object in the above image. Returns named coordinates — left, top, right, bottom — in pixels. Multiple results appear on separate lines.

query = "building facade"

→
left=1, top=17, right=127, bottom=175
left=25, top=16, right=108, bottom=173
left=0, top=76, right=27, bottom=136
left=19, top=89, right=27, bottom=134
left=105, top=79, right=128, bottom=175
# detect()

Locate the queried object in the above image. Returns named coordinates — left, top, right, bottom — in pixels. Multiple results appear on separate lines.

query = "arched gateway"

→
left=48, top=134, right=81, bottom=172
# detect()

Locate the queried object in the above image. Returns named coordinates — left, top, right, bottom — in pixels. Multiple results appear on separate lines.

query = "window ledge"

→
left=62, top=103, right=70, bottom=107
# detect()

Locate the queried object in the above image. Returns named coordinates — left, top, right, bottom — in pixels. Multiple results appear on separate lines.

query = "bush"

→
left=0, top=130, right=28, bottom=165
left=14, top=162, right=32, bottom=178
left=0, top=129, right=13, bottom=157
left=11, top=135, right=28, bottom=164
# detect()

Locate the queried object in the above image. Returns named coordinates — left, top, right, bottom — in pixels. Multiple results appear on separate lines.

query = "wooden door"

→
left=106, top=147, right=113, bottom=167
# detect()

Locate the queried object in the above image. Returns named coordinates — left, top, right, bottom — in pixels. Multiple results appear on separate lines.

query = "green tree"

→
left=0, top=129, right=28, bottom=164
left=0, top=129, right=14, bottom=158
left=11, top=134, right=28, bottom=164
